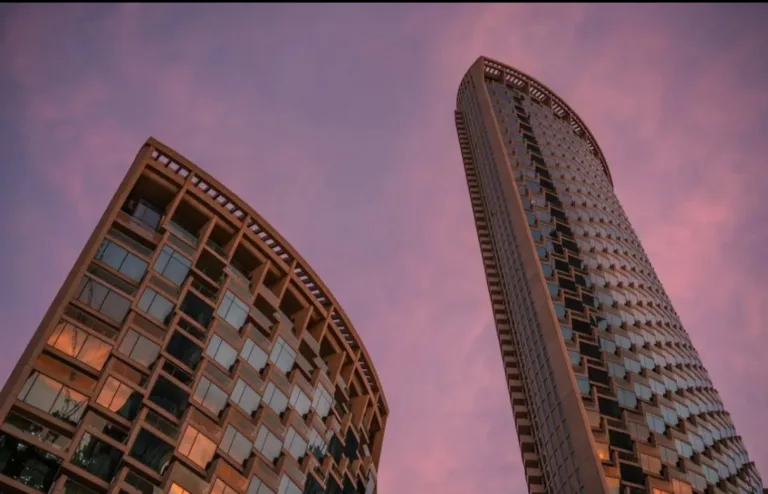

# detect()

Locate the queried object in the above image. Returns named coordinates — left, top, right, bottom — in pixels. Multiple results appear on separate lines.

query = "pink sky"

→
left=1, top=4, right=767, bottom=492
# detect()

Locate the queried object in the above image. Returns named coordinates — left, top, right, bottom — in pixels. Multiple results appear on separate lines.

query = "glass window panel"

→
left=18, top=372, right=87, bottom=425
left=278, top=476, right=301, bottom=494
left=100, top=291, right=132, bottom=322
left=216, top=291, right=249, bottom=329
left=194, top=377, right=228, bottom=416
left=96, top=377, right=141, bottom=421
left=138, top=289, right=175, bottom=323
left=206, top=335, right=237, bottom=370
left=241, top=339, right=268, bottom=371
left=118, top=330, right=160, bottom=368
left=71, top=432, right=123, bottom=481
left=289, top=387, right=311, bottom=416
left=263, top=382, right=288, bottom=415
left=247, top=477, right=276, bottom=494
left=211, top=479, right=238, bottom=494
left=311, top=386, right=333, bottom=419
left=269, top=338, right=296, bottom=374
left=153, top=246, right=191, bottom=286
left=254, top=426, right=282, bottom=462
left=129, top=428, right=174, bottom=474
left=232, top=378, right=261, bottom=415
left=178, top=426, right=216, bottom=468
left=283, top=427, right=307, bottom=460
left=219, top=425, right=252, bottom=465
left=149, top=376, right=189, bottom=419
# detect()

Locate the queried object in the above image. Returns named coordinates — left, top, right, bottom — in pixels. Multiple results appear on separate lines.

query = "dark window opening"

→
left=149, top=376, right=189, bottom=419
left=166, top=331, right=203, bottom=370
left=130, top=429, right=174, bottom=474
left=179, top=292, right=214, bottom=328
left=71, top=432, right=123, bottom=481
left=0, top=432, right=62, bottom=492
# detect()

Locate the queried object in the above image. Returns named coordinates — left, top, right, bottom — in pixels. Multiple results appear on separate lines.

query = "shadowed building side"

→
left=455, top=57, right=763, bottom=494
left=0, top=138, right=387, bottom=494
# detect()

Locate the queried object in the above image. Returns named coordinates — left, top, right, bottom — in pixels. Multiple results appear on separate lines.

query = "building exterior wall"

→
left=0, top=138, right=387, bottom=494
left=456, top=57, right=763, bottom=494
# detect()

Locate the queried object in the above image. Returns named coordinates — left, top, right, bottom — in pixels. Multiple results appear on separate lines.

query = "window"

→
left=624, top=357, right=641, bottom=374
left=247, top=477, right=276, bottom=494
left=0, top=432, right=62, bottom=492
left=307, top=428, right=328, bottom=460
left=607, top=362, right=626, bottom=379
left=241, top=338, right=268, bottom=371
left=659, top=446, right=678, bottom=465
left=166, top=331, right=203, bottom=370
left=130, top=429, right=174, bottom=474
left=283, top=427, right=307, bottom=460
left=289, top=386, right=311, bottom=416
left=232, top=378, right=261, bottom=415
left=132, top=200, right=162, bottom=230
left=278, top=476, right=301, bottom=494
left=149, top=376, right=189, bottom=419
left=263, top=382, right=288, bottom=415
left=48, top=320, right=111, bottom=370
left=18, top=372, right=87, bottom=424
left=76, top=277, right=131, bottom=323
left=616, top=388, right=637, bottom=409
left=672, top=479, right=693, bottom=494
left=311, top=385, right=333, bottom=418
left=118, top=330, right=160, bottom=368
left=90, top=413, right=130, bottom=444
left=576, top=375, right=590, bottom=396
left=206, top=334, right=237, bottom=370
left=646, top=413, right=666, bottom=434
left=138, top=288, right=175, bottom=323
left=96, top=377, right=142, bottom=421
left=3, top=411, right=72, bottom=451
left=269, top=338, right=296, bottom=374
left=254, top=425, right=282, bottom=462
left=661, top=406, right=678, bottom=426
left=193, top=377, right=228, bottom=416
left=640, top=453, right=662, bottom=475
left=217, top=290, right=249, bottom=329
left=648, top=378, right=665, bottom=396
left=178, top=426, right=216, bottom=469
left=96, top=239, right=148, bottom=282
left=568, top=350, right=581, bottom=366
left=153, top=245, right=191, bottom=285
left=211, top=479, right=238, bottom=494
left=71, top=432, right=123, bottom=481
left=219, top=425, right=252, bottom=465
left=633, top=382, right=652, bottom=401
left=170, top=484, right=192, bottom=494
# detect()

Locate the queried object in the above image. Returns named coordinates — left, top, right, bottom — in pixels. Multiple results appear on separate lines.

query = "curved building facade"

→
left=0, top=138, right=387, bottom=494
left=455, top=57, right=762, bottom=494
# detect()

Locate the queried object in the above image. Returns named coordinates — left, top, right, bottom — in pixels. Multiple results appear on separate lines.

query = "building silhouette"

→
left=0, top=138, right=387, bottom=494
left=455, top=57, right=763, bottom=494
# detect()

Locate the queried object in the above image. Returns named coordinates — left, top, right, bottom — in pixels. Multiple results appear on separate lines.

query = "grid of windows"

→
left=0, top=139, right=388, bottom=494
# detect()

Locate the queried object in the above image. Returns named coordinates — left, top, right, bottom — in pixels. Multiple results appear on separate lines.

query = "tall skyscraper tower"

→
left=0, top=138, right=387, bottom=494
left=455, top=57, right=762, bottom=494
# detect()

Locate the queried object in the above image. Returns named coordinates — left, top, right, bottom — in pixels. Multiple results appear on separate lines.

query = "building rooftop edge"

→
left=144, top=136, right=389, bottom=414
left=457, top=56, right=613, bottom=187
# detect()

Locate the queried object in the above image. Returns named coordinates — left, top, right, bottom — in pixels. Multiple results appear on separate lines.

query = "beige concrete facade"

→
left=455, top=57, right=763, bottom=494
left=0, top=138, right=387, bottom=494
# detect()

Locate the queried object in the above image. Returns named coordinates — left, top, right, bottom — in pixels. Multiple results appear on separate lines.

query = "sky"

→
left=1, top=3, right=768, bottom=492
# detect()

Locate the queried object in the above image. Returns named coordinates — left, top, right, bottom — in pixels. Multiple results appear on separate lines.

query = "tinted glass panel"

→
left=71, top=432, right=123, bottom=481
left=130, top=429, right=174, bottom=474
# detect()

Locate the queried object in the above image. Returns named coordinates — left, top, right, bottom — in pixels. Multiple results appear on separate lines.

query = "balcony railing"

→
left=166, top=220, right=198, bottom=247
